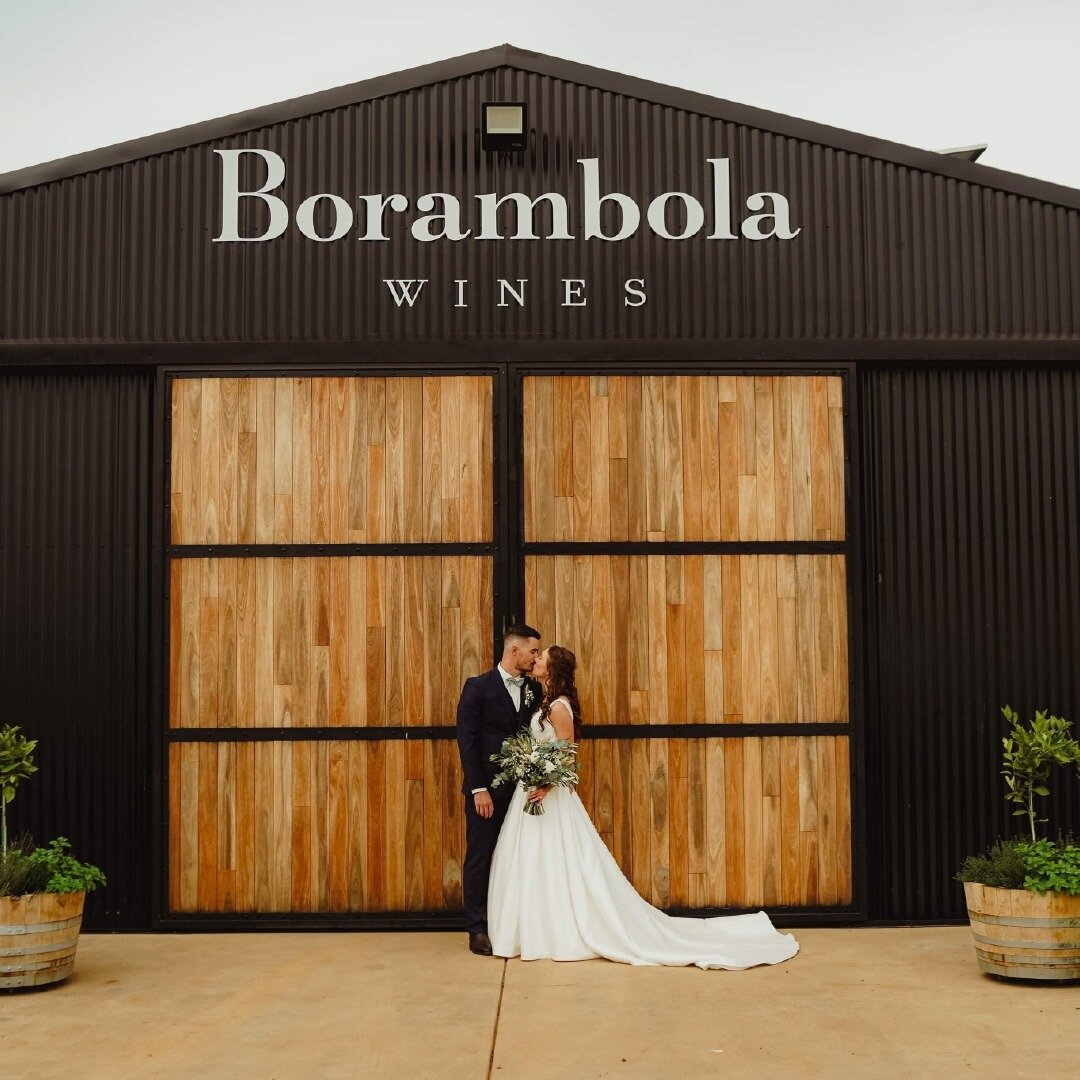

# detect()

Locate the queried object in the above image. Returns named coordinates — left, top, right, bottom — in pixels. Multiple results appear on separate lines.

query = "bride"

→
left=487, top=645, right=799, bottom=969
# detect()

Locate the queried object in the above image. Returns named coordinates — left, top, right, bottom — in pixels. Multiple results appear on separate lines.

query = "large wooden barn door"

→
left=165, top=374, right=495, bottom=915
left=521, top=374, right=853, bottom=910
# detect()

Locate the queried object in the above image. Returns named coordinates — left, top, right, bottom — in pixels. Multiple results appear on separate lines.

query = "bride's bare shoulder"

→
left=549, top=697, right=575, bottom=740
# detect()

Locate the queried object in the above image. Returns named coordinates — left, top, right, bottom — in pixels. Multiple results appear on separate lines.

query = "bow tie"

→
left=506, top=675, right=525, bottom=688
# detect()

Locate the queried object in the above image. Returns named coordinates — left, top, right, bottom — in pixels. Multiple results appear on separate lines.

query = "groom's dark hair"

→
left=503, top=623, right=541, bottom=644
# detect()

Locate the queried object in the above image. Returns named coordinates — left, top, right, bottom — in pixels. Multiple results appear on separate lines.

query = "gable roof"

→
left=2, top=42, right=1079, bottom=210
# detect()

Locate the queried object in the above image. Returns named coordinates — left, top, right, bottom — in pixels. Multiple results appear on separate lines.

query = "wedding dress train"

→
left=488, top=704, right=799, bottom=969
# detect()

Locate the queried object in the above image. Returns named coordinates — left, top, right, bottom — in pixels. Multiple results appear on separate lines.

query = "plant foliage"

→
left=0, top=725, right=38, bottom=856
left=955, top=838, right=1028, bottom=889
left=1000, top=705, right=1080, bottom=842
left=1020, top=837, right=1080, bottom=896
left=23, top=837, right=106, bottom=895
left=0, top=832, right=43, bottom=897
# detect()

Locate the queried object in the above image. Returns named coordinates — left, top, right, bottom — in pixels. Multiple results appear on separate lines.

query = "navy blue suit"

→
left=456, top=667, right=541, bottom=934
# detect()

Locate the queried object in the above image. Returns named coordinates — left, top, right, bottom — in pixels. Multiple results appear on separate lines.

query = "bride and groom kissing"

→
left=454, top=625, right=800, bottom=970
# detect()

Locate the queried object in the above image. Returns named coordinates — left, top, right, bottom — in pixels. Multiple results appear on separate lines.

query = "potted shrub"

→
left=956, top=706, right=1080, bottom=982
left=1, top=725, right=105, bottom=989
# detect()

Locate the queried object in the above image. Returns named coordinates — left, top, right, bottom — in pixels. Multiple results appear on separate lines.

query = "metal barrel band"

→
left=0, top=953, right=76, bottom=974
left=968, top=913, right=1080, bottom=928
left=976, top=959, right=1080, bottom=981
left=0, top=940, right=80, bottom=958
left=974, top=950, right=1080, bottom=967
left=0, top=914, right=83, bottom=935
left=972, top=932, right=1080, bottom=951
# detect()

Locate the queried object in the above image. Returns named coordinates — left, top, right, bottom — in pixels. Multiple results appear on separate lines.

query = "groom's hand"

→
left=473, top=790, right=494, bottom=818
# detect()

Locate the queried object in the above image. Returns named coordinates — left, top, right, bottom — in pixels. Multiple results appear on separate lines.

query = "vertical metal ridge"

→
left=0, top=373, right=152, bottom=928
left=3, top=69, right=1080, bottom=342
left=862, top=365, right=1080, bottom=921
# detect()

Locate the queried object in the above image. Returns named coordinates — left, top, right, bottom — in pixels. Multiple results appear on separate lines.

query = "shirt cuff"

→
left=471, top=787, right=488, bottom=794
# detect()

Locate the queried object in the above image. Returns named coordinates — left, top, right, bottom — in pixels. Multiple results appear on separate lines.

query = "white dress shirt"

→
left=472, top=665, right=525, bottom=795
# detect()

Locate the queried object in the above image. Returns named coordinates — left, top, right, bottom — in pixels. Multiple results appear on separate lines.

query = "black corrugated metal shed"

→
left=1, top=44, right=1078, bottom=928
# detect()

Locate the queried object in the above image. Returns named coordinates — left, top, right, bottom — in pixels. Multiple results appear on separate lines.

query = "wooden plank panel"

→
left=625, top=377, right=647, bottom=540
left=169, top=733, right=851, bottom=914
left=217, top=747, right=238, bottom=915
left=171, top=557, right=491, bottom=728
left=668, top=739, right=689, bottom=906
left=172, top=376, right=492, bottom=544
left=525, top=553, right=846, bottom=729
left=809, top=376, right=833, bottom=539
left=662, top=376, right=684, bottom=541
left=644, top=377, right=666, bottom=540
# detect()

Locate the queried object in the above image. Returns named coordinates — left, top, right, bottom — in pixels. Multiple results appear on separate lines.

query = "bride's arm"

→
left=549, top=700, right=574, bottom=742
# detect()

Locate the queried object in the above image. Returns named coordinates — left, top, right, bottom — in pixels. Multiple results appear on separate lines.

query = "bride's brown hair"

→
left=538, top=645, right=583, bottom=741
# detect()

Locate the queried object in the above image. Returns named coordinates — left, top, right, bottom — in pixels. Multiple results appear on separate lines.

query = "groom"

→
left=456, top=624, right=542, bottom=955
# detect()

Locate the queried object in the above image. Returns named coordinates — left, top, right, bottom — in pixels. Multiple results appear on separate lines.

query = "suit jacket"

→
left=456, top=667, right=542, bottom=795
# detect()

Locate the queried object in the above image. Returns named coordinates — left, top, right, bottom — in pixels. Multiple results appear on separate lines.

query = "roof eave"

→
left=1, top=42, right=1078, bottom=211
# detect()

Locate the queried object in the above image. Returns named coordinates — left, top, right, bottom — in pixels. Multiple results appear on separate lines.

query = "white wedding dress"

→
left=488, top=702, right=799, bottom=969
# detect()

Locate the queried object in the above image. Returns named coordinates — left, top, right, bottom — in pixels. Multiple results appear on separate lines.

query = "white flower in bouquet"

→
left=489, top=728, right=580, bottom=816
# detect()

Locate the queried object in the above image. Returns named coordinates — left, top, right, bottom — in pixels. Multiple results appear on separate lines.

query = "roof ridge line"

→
left=1, top=42, right=1078, bottom=211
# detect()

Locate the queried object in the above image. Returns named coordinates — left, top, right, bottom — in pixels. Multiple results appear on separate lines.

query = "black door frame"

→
left=150, top=356, right=866, bottom=929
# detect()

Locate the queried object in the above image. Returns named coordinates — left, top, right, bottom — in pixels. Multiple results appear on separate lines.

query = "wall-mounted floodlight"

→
left=482, top=102, right=527, bottom=152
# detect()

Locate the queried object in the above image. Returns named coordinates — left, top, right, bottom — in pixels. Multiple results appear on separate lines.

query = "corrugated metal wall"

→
left=860, top=366, right=1080, bottom=921
left=0, top=373, right=152, bottom=928
left=2, top=66, right=1078, bottom=342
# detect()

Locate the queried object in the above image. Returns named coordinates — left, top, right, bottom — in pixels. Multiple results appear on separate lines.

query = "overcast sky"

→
left=2, top=0, right=1078, bottom=189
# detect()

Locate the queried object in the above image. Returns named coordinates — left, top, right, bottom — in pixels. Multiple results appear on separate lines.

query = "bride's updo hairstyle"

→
left=538, top=645, right=583, bottom=742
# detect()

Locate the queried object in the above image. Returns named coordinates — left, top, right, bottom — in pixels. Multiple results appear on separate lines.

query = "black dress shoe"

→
left=469, top=932, right=493, bottom=956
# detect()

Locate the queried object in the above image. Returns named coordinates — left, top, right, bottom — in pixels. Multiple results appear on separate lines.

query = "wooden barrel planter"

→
left=963, top=882, right=1080, bottom=981
left=0, top=892, right=86, bottom=989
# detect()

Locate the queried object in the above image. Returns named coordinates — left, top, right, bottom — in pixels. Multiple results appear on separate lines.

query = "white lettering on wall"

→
left=383, top=280, right=429, bottom=306
left=213, top=149, right=289, bottom=242
left=646, top=191, right=705, bottom=241
left=411, top=194, right=470, bottom=242
left=296, top=193, right=353, bottom=242
left=562, top=279, right=587, bottom=307
left=741, top=193, right=801, bottom=241
left=623, top=278, right=647, bottom=306
left=497, top=279, right=528, bottom=307
left=706, top=158, right=737, bottom=240
left=580, top=158, right=640, bottom=242
left=210, top=149, right=802, bottom=244
left=358, top=194, right=410, bottom=241
left=476, top=193, right=573, bottom=240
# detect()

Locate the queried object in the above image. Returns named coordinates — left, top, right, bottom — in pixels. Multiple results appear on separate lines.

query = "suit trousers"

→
left=462, top=785, right=515, bottom=934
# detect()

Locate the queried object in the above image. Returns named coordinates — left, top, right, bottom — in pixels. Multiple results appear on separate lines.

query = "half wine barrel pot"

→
left=964, top=882, right=1080, bottom=981
left=0, top=892, right=86, bottom=989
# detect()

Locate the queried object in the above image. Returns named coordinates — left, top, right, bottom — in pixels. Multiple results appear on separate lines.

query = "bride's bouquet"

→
left=490, top=729, right=580, bottom=816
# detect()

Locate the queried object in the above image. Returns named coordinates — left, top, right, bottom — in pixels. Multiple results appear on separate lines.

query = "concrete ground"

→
left=2, top=928, right=1077, bottom=1079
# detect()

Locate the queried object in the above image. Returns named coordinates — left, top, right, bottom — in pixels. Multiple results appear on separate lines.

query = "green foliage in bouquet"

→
left=490, top=728, right=580, bottom=816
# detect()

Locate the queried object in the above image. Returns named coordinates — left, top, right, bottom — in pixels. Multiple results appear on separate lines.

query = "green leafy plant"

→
left=955, top=836, right=1080, bottom=895
left=0, top=832, right=43, bottom=897
left=23, top=838, right=105, bottom=895
left=955, top=838, right=1028, bottom=889
left=1020, top=837, right=1080, bottom=896
left=1000, top=706, right=1080, bottom=842
left=0, top=725, right=38, bottom=857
